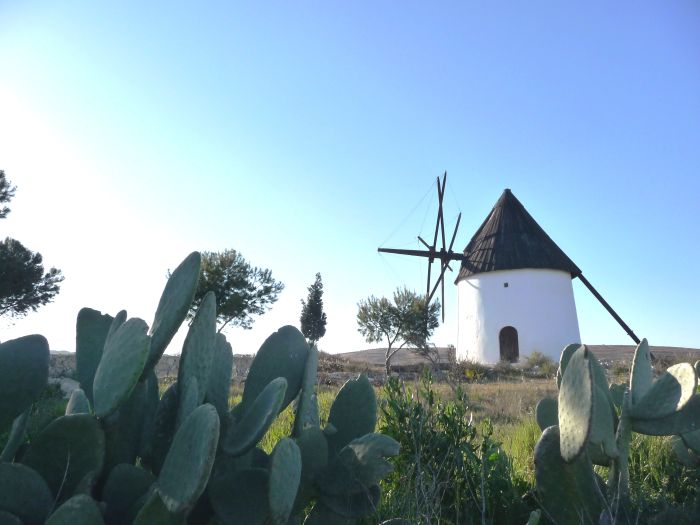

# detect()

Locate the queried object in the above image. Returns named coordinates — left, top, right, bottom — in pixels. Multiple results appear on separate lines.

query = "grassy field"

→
left=9, top=350, right=700, bottom=524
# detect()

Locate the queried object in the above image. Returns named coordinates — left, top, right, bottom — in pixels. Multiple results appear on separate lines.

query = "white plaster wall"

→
left=456, top=268, right=580, bottom=364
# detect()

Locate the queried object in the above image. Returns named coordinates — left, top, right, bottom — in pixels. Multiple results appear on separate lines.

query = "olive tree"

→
left=357, top=287, right=439, bottom=375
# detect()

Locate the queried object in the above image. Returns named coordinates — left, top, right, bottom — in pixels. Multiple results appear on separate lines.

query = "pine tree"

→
left=300, top=273, right=327, bottom=345
left=0, top=171, right=63, bottom=317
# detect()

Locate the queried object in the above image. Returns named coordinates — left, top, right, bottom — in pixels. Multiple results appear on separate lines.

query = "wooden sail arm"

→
left=377, top=247, right=464, bottom=261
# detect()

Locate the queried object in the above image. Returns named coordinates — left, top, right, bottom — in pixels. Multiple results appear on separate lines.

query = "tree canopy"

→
left=188, top=249, right=284, bottom=332
left=357, top=287, right=440, bottom=375
left=300, top=272, right=327, bottom=345
left=0, top=170, right=16, bottom=219
left=0, top=171, right=63, bottom=318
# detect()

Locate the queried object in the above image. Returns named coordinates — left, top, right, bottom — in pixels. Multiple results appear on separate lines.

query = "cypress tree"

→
left=300, top=273, right=327, bottom=345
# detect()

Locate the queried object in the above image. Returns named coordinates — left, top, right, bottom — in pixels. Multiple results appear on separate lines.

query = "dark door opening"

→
left=499, top=326, right=519, bottom=362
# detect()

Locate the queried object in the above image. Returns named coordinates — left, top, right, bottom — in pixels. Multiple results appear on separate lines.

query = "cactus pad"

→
left=629, top=338, right=653, bottom=406
left=534, top=426, right=604, bottom=525
left=45, top=494, right=105, bottom=525
left=326, top=374, right=377, bottom=456
left=139, top=369, right=160, bottom=463
left=609, top=383, right=626, bottom=411
left=0, top=463, right=53, bottom=525
left=590, top=385, right=618, bottom=458
left=0, top=335, right=50, bottom=431
left=0, top=511, right=22, bottom=525
left=103, top=380, right=147, bottom=470
left=632, top=393, right=700, bottom=436
left=293, top=343, right=320, bottom=437
left=672, top=436, right=700, bottom=467
left=205, top=333, right=234, bottom=435
left=557, top=346, right=593, bottom=462
left=23, top=414, right=104, bottom=503
left=156, top=404, right=220, bottom=513
left=269, top=438, right=302, bottom=525
left=224, top=377, right=287, bottom=457
left=242, top=326, right=309, bottom=415
left=148, top=382, right=179, bottom=475
left=209, top=468, right=270, bottom=525
left=93, top=318, right=151, bottom=418
left=535, top=397, right=558, bottom=431
left=66, top=388, right=91, bottom=415
left=177, top=291, right=216, bottom=405
left=681, top=428, right=700, bottom=454
left=176, top=375, right=199, bottom=429
left=23, top=414, right=105, bottom=503
left=557, top=343, right=581, bottom=389
left=589, top=350, right=613, bottom=406
left=102, top=464, right=155, bottom=524
left=133, top=491, right=184, bottom=525
left=0, top=410, right=29, bottom=463
left=147, top=251, right=201, bottom=371
left=297, top=426, right=329, bottom=484
left=105, top=309, right=128, bottom=346
left=318, top=433, right=399, bottom=495
left=629, top=362, right=697, bottom=419
left=76, top=308, right=114, bottom=404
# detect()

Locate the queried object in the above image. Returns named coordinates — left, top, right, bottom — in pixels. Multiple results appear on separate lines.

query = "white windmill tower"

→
left=379, top=174, right=639, bottom=364
left=455, top=188, right=581, bottom=363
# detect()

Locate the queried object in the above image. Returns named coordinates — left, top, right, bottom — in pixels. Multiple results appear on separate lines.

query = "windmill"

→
left=378, top=173, right=640, bottom=363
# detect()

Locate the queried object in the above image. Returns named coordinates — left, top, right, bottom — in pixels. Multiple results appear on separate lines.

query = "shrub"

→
left=452, top=360, right=490, bottom=383
left=523, top=352, right=557, bottom=378
left=377, top=373, right=531, bottom=524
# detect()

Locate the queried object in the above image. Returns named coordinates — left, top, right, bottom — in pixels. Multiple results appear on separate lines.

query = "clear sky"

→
left=1, top=2, right=699, bottom=355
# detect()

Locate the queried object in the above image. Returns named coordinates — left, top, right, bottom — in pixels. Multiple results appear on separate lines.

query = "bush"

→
left=522, top=352, right=557, bottom=377
left=377, top=373, right=532, bottom=524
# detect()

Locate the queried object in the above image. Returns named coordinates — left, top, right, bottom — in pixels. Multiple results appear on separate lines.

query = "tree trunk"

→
left=385, top=347, right=392, bottom=377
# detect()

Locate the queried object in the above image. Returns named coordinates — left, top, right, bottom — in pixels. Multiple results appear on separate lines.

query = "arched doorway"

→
left=499, top=326, right=519, bottom=362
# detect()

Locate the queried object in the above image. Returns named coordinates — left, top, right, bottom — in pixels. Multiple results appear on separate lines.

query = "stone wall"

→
left=48, top=352, right=254, bottom=397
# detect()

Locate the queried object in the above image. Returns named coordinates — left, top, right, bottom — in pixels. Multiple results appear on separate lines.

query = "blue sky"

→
left=1, top=2, right=699, bottom=354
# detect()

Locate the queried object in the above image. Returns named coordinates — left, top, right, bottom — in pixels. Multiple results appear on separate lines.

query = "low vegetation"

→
left=3, top=251, right=700, bottom=524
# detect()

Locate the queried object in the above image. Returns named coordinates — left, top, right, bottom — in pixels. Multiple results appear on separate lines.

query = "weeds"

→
left=522, top=352, right=557, bottom=377
left=376, top=373, right=531, bottom=524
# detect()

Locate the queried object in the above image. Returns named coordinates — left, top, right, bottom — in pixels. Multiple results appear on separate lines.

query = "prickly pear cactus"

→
left=0, top=335, right=50, bottom=432
left=45, top=494, right=105, bottom=525
left=535, top=338, right=700, bottom=521
left=558, top=345, right=593, bottom=462
left=92, top=318, right=151, bottom=418
left=0, top=252, right=399, bottom=524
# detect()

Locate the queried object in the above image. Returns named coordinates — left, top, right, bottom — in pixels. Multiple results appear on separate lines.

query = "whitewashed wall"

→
left=456, top=268, right=580, bottom=364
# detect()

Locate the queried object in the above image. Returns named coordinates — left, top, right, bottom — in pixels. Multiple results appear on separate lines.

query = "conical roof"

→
left=456, top=189, right=581, bottom=281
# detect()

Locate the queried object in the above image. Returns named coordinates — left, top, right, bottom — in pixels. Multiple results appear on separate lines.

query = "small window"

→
left=503, top=282, right=509, bottom=288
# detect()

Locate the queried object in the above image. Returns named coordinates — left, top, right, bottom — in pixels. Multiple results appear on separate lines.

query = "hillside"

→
left=336, top=344, right=700, bottom=367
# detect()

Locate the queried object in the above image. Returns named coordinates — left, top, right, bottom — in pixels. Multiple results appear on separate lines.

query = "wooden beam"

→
left=577, top=273, right=640, bottom=345
left=377, top=247, right=463, bottom=260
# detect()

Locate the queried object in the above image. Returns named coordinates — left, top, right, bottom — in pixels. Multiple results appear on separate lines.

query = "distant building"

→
left=455, top=189, right=581, bottom=364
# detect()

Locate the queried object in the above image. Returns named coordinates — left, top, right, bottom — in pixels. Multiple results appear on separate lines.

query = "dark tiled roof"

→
left=456, top=189, right=581, bottom=281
